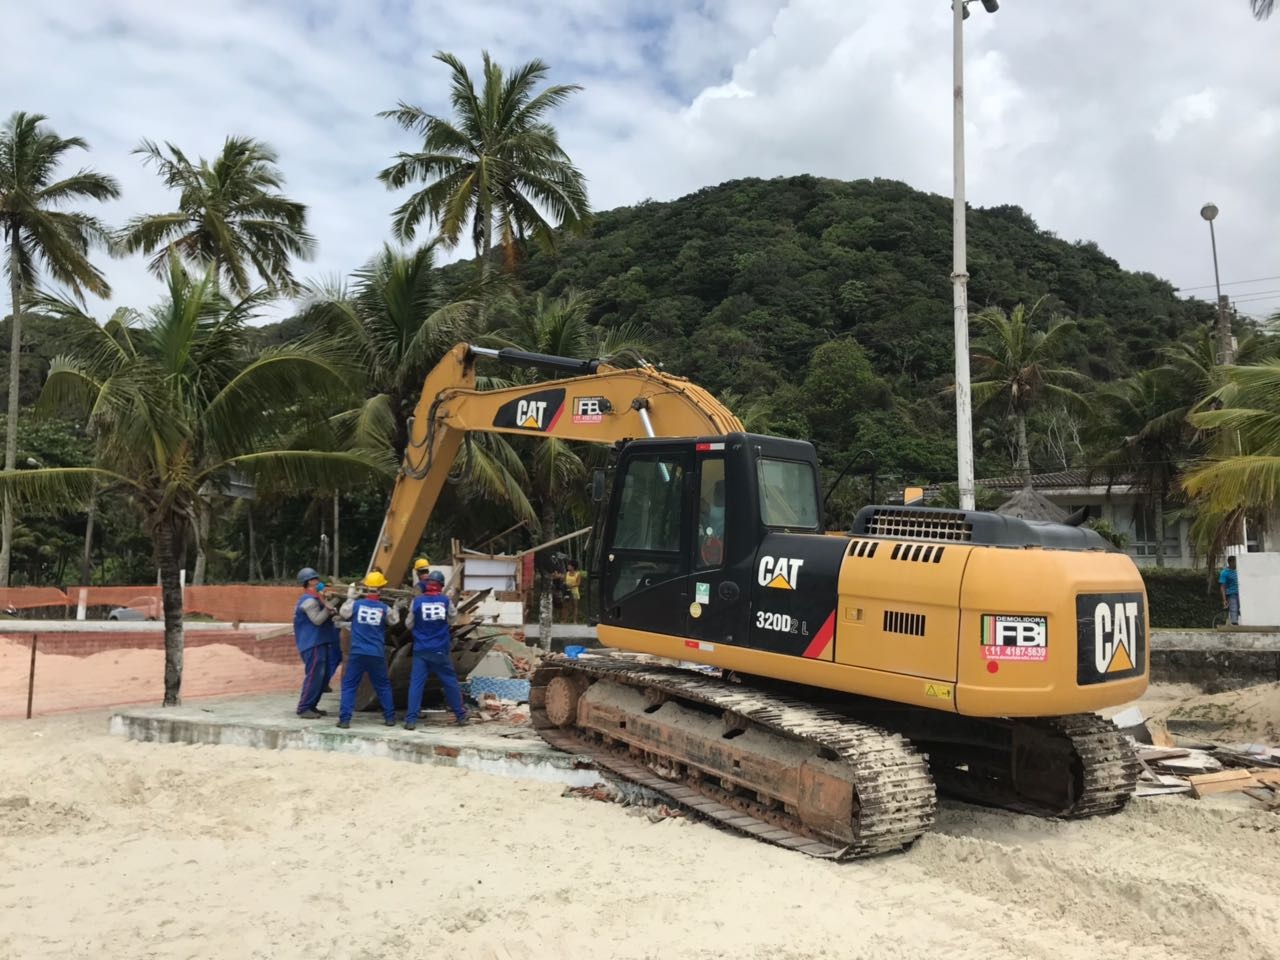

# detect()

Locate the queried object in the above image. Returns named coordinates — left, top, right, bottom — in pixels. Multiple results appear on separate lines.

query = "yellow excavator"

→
left=369, top=342, right=1146, bottom=859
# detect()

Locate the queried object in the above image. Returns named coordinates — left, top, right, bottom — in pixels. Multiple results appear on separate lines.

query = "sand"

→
left=3, top=693, right=1279, bottom=960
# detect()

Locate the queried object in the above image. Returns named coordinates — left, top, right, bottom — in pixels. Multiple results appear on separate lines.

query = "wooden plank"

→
left=1149, top=723, right=1175, bottom=748
left=1253, top=769, right=1280, bottom=786
left=1189, top=769, right=1259, bottom=798
left=1138, top=747, right=1191, bottom=762
left=1243, top=788, right=1277, bottom=803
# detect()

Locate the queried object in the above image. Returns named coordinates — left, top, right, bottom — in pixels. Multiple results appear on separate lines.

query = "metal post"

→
left=952, top=0, right=976, bottom=511
left=25, top=633, right=37, bottom=719
left=1206, top=219, right=1235, bottom=367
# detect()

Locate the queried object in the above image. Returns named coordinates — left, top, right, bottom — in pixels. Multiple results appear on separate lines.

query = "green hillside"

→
left=440, top=175, right=1211, bottom=484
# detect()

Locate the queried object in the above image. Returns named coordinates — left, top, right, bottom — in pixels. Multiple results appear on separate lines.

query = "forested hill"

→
left=442, top=174, right=1211, bottom=482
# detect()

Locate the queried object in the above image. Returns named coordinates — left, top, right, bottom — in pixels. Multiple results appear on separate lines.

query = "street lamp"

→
left=1201, top=202, right=1247, bottom=556
left=952, top=0, right=998, bottom=511
left=1199, top=202, right=1234, bottom=366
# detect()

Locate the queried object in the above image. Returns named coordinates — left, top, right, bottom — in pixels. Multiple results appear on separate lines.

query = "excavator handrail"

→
left=367, top=343, right=742, bottom=585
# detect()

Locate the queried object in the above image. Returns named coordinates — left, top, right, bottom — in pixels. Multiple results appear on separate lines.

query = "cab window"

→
left=695, top=456, right=726, bottom=569
left=757, top=458, right=820, bottom=529
left=608, top=455, right=687, bottom=605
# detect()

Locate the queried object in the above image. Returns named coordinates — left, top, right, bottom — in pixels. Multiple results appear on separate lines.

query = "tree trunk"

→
left=192, top=496, right=210, bottom=585
left=80, top=482, right=98, bottom=585
left=155, top=518, right=186, bottom=706
left=1015, top=413, right=1031, bottom=487
left=246, top=504, right=257, bottom=582
left=332, top=492, right=340, bottom=582
left=538, top=498, right=555, bottom=650
left=1, top=236, right=22, bottom=587
left=1153, top=496, right=1166, bottom=568
left=480, top=199, right=493, bottom=281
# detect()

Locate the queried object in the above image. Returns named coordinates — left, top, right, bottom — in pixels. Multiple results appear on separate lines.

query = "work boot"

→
left=403, top=721, right=416, bottom=731
left=455, top=711, right=469, bottom=727
left=297, top=709, right=323, bottom=719
left=384, top=717, right=396, bottom=727
left=322, top=685, right=333, bottom=693
left=314, top=708, right=328, bottom=717
left=337, top=720, right=350, bottom=729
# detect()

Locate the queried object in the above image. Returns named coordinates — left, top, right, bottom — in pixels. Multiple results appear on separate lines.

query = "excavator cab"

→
left=595, top=432, right=842, bottom=653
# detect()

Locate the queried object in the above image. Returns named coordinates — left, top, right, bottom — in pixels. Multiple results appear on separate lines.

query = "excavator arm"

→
left=368, top=342, right=742, bottom=585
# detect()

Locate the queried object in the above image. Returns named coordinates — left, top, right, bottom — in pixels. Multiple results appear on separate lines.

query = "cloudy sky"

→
left=8, top=0, right=1279, bottom=323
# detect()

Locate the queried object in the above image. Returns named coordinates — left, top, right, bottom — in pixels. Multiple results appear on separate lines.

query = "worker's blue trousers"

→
left=404, top=649, right=465, bottom=724
left=295, top=645, right=327, bottom=715
left=324, top=642, right=343, bottom=688
left=338, top=653, right=396, bottom=725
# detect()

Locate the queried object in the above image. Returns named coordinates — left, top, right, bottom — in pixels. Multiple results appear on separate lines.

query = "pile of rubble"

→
left=1113, top=707, right=1280, bottom=806
left=563, top=779, right=687, bottom=823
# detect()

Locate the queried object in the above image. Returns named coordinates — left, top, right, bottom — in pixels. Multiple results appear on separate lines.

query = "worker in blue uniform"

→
left=293, top=567, right=336, bottom=719
left=403, top=570, right=468, bottom=729
left=319, top=581, right=343, bottom=693
left=335, top=571, right=399, bottom=729
left=412, top=557, right=432, bottom=593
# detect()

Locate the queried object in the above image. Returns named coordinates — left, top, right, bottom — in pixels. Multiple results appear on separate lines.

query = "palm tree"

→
left=297, top=244, right=538, bottom=563
left=496, top=289, right=650, bottom=538
left=298, top=242, right=490, bottom=460
left=117, top=136, right=315, bottom=297
left=379, top=51, right=589, bottom=274
left=969, top=301, right=1087, bottom=486
left=0, top=111, right=120, bottom=587
left=1253, top=0, right=1274, bottom=20
left=1182, top=360, right=1280, bottom=516
left=4, top=256, right=388, bottom=705
left=1092, top=369, right=1195, bottom=567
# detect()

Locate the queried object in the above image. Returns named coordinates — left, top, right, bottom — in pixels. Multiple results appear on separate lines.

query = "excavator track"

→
left=531, top=656, right=937, bottom=860
left=917, top=712, right=1143, bottom=819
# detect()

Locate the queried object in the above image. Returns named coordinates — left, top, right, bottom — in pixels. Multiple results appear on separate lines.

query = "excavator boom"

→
left=368, top=343, right=741, bottom=585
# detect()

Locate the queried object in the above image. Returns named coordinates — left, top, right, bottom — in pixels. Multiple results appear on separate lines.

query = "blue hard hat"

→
left=297, top=567, right=321, bottom=585
left=427, top=570, right=445, bottom=584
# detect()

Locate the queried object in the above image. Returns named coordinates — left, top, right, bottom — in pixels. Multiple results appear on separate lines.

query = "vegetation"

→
left=117, top=136, right=315, bottom=297
left=379, top=51, right=589, bottom=274
left=0, top=111, right=120, bottom=587
left=969, top=301, right=1085, bottom=486
left=0, top=257, right=389, bottom=703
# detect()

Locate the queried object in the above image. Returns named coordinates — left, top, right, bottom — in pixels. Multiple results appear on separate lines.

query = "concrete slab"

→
left=109, top=691, right=602, bottom=788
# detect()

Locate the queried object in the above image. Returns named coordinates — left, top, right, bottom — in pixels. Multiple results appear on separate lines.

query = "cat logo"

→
left=1075, top=592, right=1145, bottom=685
left=492, top=389, right=566, bottom=433
left=1094, top=600, right=1139, bottom=674
left=515, top=399, right=547, bottom=430
left=758, top=556, right=804, bottom=590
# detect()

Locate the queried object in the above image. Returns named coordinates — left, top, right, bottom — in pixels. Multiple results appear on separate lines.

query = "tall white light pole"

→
left=1201, top=201, right=1248, bottom=555
left=951, top=0, right=997, bottom=510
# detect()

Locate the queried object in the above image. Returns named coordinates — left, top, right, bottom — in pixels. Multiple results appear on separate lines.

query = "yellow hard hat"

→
left=413, top=557, right=431, bottom=572
left=363, top=571, right=388, bottom=590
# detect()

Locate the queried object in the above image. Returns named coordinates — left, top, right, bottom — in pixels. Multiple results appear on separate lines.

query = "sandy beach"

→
left=2, top=685, right=1278, bottom=960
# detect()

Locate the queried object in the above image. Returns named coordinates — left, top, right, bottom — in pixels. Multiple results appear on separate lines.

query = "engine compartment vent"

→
left=860, top=508, right=972, bottom=542
left=890, top=543, right=945, bottom=563
left=883, top=610, right=926, bottom=637
left=848, top=539, right=879, bottom=559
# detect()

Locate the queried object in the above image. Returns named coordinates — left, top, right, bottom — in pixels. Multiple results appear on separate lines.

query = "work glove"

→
left=347, top=583, right=358, bottom=600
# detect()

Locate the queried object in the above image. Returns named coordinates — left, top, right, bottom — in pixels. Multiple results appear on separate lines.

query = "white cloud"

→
left=5, top=0, right=1279, bottom=323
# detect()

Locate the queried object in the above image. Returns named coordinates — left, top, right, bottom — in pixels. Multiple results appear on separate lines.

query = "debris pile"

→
left=472, top=692, right=529, bottom=725
left=563, top=778, right=687, bottom=822
left=1114, top=707, right=1280, bottom=806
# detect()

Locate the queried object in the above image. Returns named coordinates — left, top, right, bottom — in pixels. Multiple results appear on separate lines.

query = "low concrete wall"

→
left=1150, top=629, right=1280, bottom=690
